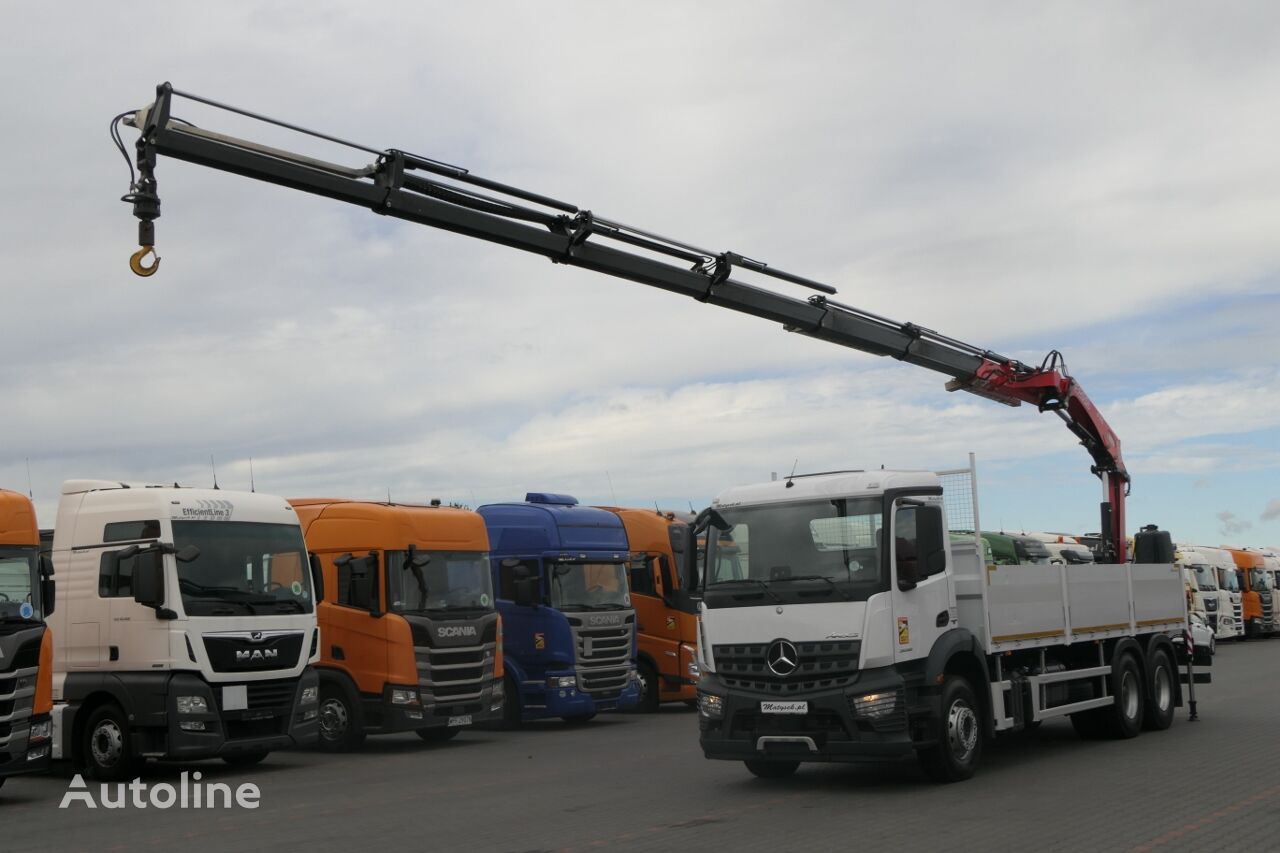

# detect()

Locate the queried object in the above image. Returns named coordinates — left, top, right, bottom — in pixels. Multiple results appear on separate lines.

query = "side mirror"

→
left=309, top=553, right=325, bottom=602
left=513, top=577, right=538, bottom=608
left=40, top=554, right=56, bottom=617
left=131, top=548, right=166, bottom=608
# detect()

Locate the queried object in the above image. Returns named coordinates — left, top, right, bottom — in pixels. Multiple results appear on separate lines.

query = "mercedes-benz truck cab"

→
left=0, top=489, right=55, bottom=789
left=1175, top=548, right=1223, bottom=636
left=48, top=481, right=320, bottom=780
left=479, top=493, right=641, bottom=725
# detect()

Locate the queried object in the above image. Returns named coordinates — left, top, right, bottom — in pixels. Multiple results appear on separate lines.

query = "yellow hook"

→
left=129, top=245, right=160, bottom=277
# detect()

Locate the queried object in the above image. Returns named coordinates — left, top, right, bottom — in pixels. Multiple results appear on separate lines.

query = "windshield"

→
left=1014, top=538, right=1052, bottom=564
left=386, top=550, right=494, bottom=614
left=1250, top=569, right=1273, bottom=591
left=0, top=548, right=41, bottom=622
left=1192, top=566, right=1217, bottom=591
left=705, top=497, right=888, bottom=606
left=1218, top=568, right=1241, bottom=592
left=171, top=521, right=313, bottom=616
left=548, top=561, right=630, bottom=611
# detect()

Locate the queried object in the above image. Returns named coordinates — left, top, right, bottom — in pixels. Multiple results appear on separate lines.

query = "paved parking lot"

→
left=4, top=640, right=1278, bottom=852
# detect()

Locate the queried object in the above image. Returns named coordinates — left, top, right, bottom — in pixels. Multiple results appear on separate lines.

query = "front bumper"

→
left=520, top=672, right=642, bottom=719
left=161, top=669, right=320, bottom=760
left=367, top=679, right=505, bottom=733
left=0, top=712, right=52, bottom=778
left=697, top=669, right=919, bottom=763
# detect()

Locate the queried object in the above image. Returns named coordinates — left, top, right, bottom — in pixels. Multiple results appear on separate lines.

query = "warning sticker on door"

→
left=897, top=617, right=910, bottom=645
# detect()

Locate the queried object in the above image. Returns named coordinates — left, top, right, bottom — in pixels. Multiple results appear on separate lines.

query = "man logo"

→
left=765, top=639, right=799, bottom=677
left=250, top=631, right=264, bottom=642
left=235, top=649, right=279, bottom=663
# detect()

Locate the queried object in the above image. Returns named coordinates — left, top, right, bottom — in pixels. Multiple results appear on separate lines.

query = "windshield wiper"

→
left=767, top=575, right=851, bottom=600
left=271, top=599, right=307, bottom=612
left=708, top=579, right=781, bottom=604
left=0, top=615, right=41, bottom=625
left=584, top=602, right=627, bottom=611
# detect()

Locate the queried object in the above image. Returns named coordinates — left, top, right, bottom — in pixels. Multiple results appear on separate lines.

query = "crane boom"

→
left=117, top=82, right=1130, bottom=561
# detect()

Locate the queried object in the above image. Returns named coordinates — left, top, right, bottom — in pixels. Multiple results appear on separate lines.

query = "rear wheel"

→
left=1142, top=648, right=1176, bottom=731
left=82, top=703, right=140, bottom=781
left=416, top=726, right=461, bottom=743
left=1103, top=654, right=1145, bottom=739
left=744, top=759, right=799, bottom=779
left=317, top=683, right=365, bottom=752
left=918, top=676, right=982, bottom=783
left=222, top=750, right=269, bottom=767
left=635, top=661, right=660, bottom=713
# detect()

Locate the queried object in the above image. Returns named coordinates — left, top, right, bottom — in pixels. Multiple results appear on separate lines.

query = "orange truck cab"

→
left=0, top=489, right=55, bottom=787
left=290, top=500, right=503, bottom=750
left=598, top=508, right=701, bottom=710
left=1226, top=548, right=1274, bottom=638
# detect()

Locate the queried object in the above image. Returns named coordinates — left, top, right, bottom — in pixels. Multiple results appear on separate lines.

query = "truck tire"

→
left=499, top=674, right=523, bottom=730
left=222, top=750, right=269, bottom=767
left=416, top=726, right=461, bottom=743
left=744, top=759, right=799, bottom=779
left=317, top=682, right=365, bottom=752
left=1141, top=648, right=1176, bottom=731
left=635, top=661, right=660, bottom=713
left=1103, top=653, right=1145, bottom=739
left=917, top=675, right=983, bottom=783
left=82, top=703, right=141, bottom=781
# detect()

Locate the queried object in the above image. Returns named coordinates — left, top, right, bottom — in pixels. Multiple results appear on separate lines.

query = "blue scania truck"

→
left=477, top=494, right=640, bottom=725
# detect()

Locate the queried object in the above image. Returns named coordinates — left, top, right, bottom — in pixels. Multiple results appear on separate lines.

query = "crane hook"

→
left=129, top=245, right=160, bottom=277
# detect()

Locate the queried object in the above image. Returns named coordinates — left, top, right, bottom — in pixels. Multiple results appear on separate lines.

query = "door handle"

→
left=331, top=645, right=345, bottom=661
left=109, top=646, right=120, bottom=661
left=935, top=611, right=949, bottom=628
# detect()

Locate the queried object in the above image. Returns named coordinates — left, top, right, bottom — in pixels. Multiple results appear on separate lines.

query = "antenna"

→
left=25, top=458, right=33, bottom=499
left=605, top=470, right=618, bottom=505
left=785, top=459, right=799, bottom=488
left=211, top=455, right=219, bottom=490
left=387, top=487, right=392, bottom=503
left=688, top=500, right=695, bottom=514
left=249, top=457, right=256, bottom=493
left=654, top=500, right=661, bottom=515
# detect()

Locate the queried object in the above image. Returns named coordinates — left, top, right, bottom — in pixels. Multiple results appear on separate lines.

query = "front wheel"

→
left=744, top=759, right=799, bottom=779
left=317, top=683, right=366, bottom=752
left=222, top=751, right=269, bottom=767
left=635, top=661, right=660, bottom=713
left=918, top=676, right=982, bottom=783
left=416, top=726, right=461, bottom=743
left=82, top=703, right=140, bottom=781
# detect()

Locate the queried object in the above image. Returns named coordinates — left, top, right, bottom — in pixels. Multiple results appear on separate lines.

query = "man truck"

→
left=0, top=489, right=54, bottom=789
left=478, top=494, right=640, bottom=725
left=691, top=460, right=1196, bottom=783
left=47, top=481, right=320, bottom=779
left=290, top=499, right=503, bottom=749
left=598, top=507, right=700, bottom=711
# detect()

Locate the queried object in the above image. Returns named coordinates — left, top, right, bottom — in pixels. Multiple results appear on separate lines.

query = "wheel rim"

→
left=91, top=719, right=124, bottom=768
left=1120, top=670, right=1140, bottom=720
left=1153, top=664, right=1172, bottom=713
left=946, top=700, right=978, bottom=761
left=319, top=697, right=349, bottom=741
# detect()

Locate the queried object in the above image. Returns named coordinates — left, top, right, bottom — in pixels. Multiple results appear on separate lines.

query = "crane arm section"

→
left=117, top=83, right=1129, bottom=561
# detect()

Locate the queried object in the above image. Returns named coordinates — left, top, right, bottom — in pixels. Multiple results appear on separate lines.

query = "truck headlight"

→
left=300, top=686, right=319, bottom=705
left=390, top=688, right=420, bottom=706
left=546, top=676, right=576, bottom=689
left=697, top=693, right=724, bottom=719
left=29, top=720, right=52, bottom=741
left=176, top=695, right=209, bottom=714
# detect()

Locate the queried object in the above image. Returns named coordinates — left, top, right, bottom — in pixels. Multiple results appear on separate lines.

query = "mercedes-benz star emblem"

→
left=766, top=639, right=799, bottom=676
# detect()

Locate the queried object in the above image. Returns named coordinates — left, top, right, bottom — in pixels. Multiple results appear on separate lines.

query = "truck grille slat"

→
left=568, top=618, right=634, bottom=698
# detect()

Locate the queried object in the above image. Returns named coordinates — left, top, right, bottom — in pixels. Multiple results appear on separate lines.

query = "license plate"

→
left=222, top=684, right=248, bottom=711
left=760, top=701, right=808, bottom=715
left=447, top=714, right=473, bottom=727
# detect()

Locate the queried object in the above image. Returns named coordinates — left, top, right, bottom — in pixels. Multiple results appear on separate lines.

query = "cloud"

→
left=1218, top=510, right=1253, bottom=538
left=1263, top=499, right=1280, bottom=523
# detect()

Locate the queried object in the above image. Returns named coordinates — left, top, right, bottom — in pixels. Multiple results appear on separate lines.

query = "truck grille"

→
left=0, top=665, right=38, bottom=749
left=1262, top=596, right=1274, bottom=628
left=713, top=641, right=862, bottom=695
left=213, top=679, right=298, bottom=712
left=415, top=642, right=497, bottom=711
left=568, top=615, right=634, bottom=697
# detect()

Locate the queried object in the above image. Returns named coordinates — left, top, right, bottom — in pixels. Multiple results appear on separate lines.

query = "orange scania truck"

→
left=291, top=499, right=504, bottom=750
left=0, top=489, right=55, bottom=788
left=597, top=507, right=701, bottom=711
left=1226, top=547, right=1275, bottom=638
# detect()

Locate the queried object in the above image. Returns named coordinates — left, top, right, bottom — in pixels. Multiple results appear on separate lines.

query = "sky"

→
left=2, top=2, right=1278, bottom=547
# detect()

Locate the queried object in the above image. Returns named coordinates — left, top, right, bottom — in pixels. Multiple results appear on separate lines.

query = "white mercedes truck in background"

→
left=48, top=481, right=321, bottom=779
left=692, top=458, right=1204, bottom=783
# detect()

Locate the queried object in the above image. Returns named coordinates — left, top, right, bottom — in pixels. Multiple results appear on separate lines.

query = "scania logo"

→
left=235, top=649, right=279, bottom=663
left=766, top=639, right=799, bottom=677
left=436, top=625, right=477, bottom=638
left=587, top=614, right=621, bottom=627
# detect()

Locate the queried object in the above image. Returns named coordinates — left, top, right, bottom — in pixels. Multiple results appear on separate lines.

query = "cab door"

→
left=889, top=499, right=954, bottom=665
left=628, top=552, right=680, bottom=688
left=319, top=552, right=389, bottom=696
